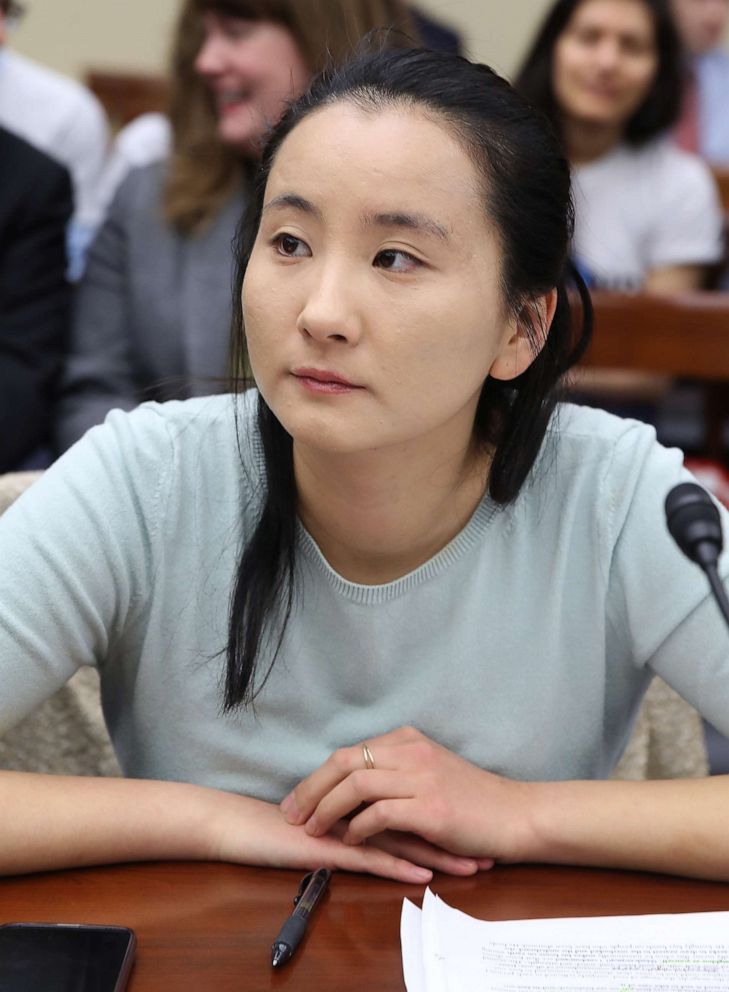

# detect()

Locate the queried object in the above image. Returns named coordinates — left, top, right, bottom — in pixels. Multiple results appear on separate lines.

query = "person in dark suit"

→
left=0, top=126, right=71, bottom=471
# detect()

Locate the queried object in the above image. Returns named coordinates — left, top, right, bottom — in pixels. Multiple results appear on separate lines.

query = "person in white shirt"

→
left=671, top=0, right=729, bottom=164
left=515, top=0, right=723, bottom=292
left=90, top=112, right=171, bottom=225
left=0, top=0, right=109, bottom=276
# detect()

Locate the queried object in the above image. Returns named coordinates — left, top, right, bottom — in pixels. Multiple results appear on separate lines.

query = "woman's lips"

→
left=218, top=97, right=252, bottom=116
left=291, top=368, right=364, bottom=395
left=214, top=89, right=254, bottom=115
left=580, top=82, right=623, bottom=101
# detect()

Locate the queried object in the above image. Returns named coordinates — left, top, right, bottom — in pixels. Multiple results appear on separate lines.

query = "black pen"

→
left=271, top=868, right=331, bottom=968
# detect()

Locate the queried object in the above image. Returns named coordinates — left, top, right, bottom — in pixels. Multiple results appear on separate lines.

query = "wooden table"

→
left=1, top=863, right=729, bottom=990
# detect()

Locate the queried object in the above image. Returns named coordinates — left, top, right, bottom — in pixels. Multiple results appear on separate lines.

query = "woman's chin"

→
left=217, top=117, right=265, bottom=157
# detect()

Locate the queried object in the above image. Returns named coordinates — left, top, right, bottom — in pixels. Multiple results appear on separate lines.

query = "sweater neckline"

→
left=296, top=491, right=501, bottom=605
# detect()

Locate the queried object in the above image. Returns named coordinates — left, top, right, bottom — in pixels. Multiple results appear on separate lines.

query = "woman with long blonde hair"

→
left=56, top=0, right=417, bottom=452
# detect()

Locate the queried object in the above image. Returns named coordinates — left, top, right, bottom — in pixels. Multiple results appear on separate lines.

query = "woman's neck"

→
left=294, top=433, right=490, bottom=586
left=560, top=117, right=623, bottom=166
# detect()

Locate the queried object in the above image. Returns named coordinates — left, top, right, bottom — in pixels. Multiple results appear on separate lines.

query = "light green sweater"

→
left=1, top=392, right=727, bottom=800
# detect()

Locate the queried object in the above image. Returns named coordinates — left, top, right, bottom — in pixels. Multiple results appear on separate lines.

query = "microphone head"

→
left=665, top=482, right=723, bottom=569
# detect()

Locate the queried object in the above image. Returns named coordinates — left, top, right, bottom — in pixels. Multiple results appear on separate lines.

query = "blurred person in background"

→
left=672, top=0, right=729, bottom=163
left=0, top=0, right=109, bottom=278
left=516, top=0, right=723, bottom=293
left=0, top=127, right=71, bottom=471
left=88, top=3, right=460, bottom=220
left=56, top=0, right=418, bottom=454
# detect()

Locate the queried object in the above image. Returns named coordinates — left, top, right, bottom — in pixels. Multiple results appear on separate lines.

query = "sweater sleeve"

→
left=603, top=424, right=729, bottom=735
left=0, top=405, right=174, bottom=734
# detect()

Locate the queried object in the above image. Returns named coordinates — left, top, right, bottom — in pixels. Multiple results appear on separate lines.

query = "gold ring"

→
left=362, top=742, right=375, bottom=770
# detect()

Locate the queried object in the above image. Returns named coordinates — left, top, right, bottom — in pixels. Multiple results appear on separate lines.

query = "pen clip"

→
left=293, top=871, right=314, bottom=906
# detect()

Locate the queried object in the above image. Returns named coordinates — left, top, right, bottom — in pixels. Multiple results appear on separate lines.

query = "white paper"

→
left=401, top=898, right=426, bottom=992
left=421, top=888, right=449, bottom=992
left=401, top=887, right=729, bottom=991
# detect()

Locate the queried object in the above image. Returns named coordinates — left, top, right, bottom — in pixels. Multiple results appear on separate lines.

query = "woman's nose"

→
left=194, top=34, right=226, bottom=77
left=296, top=271, right=362, bottom=345
left=593, top=39, right=621, bottom=71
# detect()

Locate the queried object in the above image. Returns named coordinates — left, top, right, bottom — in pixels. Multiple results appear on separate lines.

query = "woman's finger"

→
left=342, top=797, right=438, bottom=847
left=281, top=739, right=410, bottom=825
left=280, top=745, right=361, bottom=824
left=304, top=769, right=412, bottom=837
left=330, top=836, right=433, bottom=884
left=370, top=831, right=481, bottom=876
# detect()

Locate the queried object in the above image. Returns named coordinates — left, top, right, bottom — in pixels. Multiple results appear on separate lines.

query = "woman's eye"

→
left=221, top=17, right=255, bottom=40
left=272, top=234, right=310, bottom=258
left=375, top=249, right=420, bottom=273
left=621, top=37, right=651, bottom=56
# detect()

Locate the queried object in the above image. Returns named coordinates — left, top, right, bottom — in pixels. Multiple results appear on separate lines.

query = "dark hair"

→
left=225, top=46, right=592, bottom=709
left=515, top=0, right=683, bottom=145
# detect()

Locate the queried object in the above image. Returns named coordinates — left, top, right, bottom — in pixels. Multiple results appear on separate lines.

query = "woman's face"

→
left=552, top=0, right=658, bottom=131
left=242, top=103, right=533, bottom=458
left=194, top=13, right=310, bottom=154
left=671, top=0, right=729, bottom=55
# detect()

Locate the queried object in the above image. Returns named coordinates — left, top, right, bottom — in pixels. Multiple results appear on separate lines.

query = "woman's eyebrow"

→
left=262, top=194, right=450, bottom=243
left=262, top=193, right=322, bottom=218
left=364, top=211, right=451, bottom=243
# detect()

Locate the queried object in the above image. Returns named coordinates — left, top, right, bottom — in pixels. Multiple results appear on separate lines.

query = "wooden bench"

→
left=85, top=70, right=169, bottom=131
left=581, top=290, right=729, bottom=458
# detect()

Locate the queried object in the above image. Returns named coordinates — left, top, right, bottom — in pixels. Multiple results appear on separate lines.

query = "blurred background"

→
left=11, top=0, right=687, bottom=83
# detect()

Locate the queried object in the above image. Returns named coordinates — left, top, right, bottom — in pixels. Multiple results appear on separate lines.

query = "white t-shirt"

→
left=571, top=139, right=724, bottom=291
left=90, top=112, right=172, bottom=223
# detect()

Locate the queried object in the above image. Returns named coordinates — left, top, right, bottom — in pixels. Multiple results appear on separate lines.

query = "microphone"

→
left=665, top=482, right=729, bottom=631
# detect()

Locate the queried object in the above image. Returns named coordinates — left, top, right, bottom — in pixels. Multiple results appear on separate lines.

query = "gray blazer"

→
left=56, top=162, right=247, bottom=452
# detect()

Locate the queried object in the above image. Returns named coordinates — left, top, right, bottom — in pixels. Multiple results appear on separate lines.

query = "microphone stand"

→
left=704, top=564, right=729, bottom=630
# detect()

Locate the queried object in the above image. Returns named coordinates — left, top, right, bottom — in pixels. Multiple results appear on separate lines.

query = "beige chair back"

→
left=0, top=472, right=120, bottom=775
left=612, top=678, right=708, bottom=780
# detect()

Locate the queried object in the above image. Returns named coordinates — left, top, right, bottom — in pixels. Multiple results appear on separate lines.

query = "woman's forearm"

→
left=525, top=775, right=729, bottom=880
left=0, top=771, right=228, bottom=876
left=0, top=770, right=473, bottom=883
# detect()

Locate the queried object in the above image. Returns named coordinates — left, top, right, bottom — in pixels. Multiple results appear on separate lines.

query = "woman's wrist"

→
left=517, top=777, right=714, bottom=876
left=483, top=775, right=549, bottom=865
left=516, top=778, right=628, bottom=868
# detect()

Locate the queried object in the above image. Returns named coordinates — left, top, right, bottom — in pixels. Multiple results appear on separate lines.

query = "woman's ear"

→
left=489, top=288, right=559, bottom=382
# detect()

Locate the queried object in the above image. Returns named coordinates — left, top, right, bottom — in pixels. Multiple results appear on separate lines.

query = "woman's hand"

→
left=280, top=726, right=534, bottom=864
left=208, top=789, right=486, bottom=883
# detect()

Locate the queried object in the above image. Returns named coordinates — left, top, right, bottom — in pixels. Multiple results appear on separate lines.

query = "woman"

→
left=55, top=0, right=417, bottom=453
left=516, top=0, right=723, bottom=293
left=1, top=47, right=729, bottom=881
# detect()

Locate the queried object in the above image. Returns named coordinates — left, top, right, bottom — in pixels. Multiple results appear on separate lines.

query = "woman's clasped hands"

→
left=280, top=727, right=536, bottom=880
